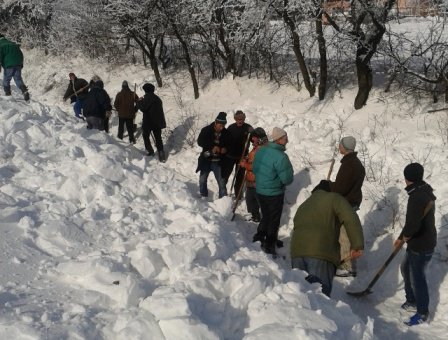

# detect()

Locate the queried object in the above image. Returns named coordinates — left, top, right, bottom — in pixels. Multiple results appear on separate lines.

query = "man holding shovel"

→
left=328, top=136, right=365, bottom=277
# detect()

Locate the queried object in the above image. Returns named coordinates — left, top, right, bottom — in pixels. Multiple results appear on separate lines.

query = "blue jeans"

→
left=199, top=161, right=227, bottom=198
left=292, top=257, right=336, bottom=297
left=2, top=66, right=25, bottom=89
left=401, top=249, right=433, bottom=315
left=74, top=98, right=85, bottom=117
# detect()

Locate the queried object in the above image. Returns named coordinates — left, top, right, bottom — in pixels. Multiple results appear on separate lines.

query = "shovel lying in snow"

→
left=346, top=240, right=404, bottom=297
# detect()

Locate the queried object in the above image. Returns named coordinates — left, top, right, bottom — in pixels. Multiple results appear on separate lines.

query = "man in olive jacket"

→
left=290, top=180, right=364, bottom=297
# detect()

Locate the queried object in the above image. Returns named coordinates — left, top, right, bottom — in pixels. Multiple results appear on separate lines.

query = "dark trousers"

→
left=143, top=128, right=163, bottom=153
left=104, top=117, right=110, bottom=133
left=401, top=249, right=433, bottom=315
left=221, top=157, right=245, bottom=196
left=291, top=257, right=336, bottom=297
left=245, top=186, right=260, bottom=219
left=256, top=193, right=284, bottom=250
left=118, top=118, right=135, bottom=143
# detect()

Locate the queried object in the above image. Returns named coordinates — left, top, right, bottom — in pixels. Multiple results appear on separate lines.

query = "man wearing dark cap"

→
left=196, top=112, right=229, bottom=198
left=290, top=180, right=364, bottom=297
left=82, top=76, right=112, bottom=131
left=136, top=83, right=167, bottom=162
left=328, top=135, right=365, bottom=277
left=63, top=72, right=89, bottom=119
left=0, top=34, right=30, bottom=101
left=394, top=163, right=436, bottom=326
left=114, top=80, right=138, bottom=144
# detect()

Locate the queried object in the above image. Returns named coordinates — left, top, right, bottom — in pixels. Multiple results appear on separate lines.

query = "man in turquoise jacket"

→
left=252, top=127, right=293, bottom=256
left=290, top=180, right=364, bottom=297
left=0, top=34, right=29, bottom=101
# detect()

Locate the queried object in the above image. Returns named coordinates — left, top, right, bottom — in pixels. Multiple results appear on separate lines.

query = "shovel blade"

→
left=346, top=289, right=372, bottom=297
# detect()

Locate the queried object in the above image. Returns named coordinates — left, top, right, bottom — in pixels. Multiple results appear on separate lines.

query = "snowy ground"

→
left=0, top=46, right=447, bottom=339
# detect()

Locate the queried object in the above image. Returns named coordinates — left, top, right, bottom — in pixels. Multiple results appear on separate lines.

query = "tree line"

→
left=1, top=0, right=447, bottom=108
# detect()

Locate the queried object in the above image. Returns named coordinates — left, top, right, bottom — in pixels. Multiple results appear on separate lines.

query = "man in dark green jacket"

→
left=0, top=34, right=30, bottom=101
left=252, top=127, right=293, bottom=256
left=290, top=180, right=364, bottom=297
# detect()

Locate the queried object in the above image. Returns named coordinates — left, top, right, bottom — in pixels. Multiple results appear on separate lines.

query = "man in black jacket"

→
left=394, top=163, right=436, bottom=326
left=136, top=83, right=166, bottom=162
left=221, top=110, right=253, bottom=196
left=82, top=78, right=112, bottom=131
left=63, top=72, right=89, bottom=119
left=196, top=112, right=229, bottom=199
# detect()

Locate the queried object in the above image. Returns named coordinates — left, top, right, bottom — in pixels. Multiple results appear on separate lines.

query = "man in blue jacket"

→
left=252, top=127, right=294, bottom=256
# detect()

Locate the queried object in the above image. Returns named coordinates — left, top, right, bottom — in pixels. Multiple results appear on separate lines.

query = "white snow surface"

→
left=1, top=46, right=448, bottom=339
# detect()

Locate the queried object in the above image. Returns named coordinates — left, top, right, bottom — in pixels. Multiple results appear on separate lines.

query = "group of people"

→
left=62, top=74, right=167, bottom=162
left=197, top=111, right=436, bottom=326
left=0, top=34, right=30, bottom=101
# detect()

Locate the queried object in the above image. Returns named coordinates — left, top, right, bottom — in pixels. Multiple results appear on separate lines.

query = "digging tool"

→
left=326, top=158, right=335, bottom=180
left=230, top=132, right=251, bottom=196
left=346, top=240, right=404, bottom=297
left=230, top=178, right=247, bottom=221
left=427, top=107, right=448, bottom=113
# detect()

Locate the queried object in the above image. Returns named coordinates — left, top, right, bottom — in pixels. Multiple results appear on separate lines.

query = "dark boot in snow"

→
left=20, top=85, right=30, bottom=101
left=4, top=86, right=11, bottom=96
left=158, top=150, right=166, bottom=163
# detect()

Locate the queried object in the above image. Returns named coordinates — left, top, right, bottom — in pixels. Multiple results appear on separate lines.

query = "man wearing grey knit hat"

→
left=327, top=135, right=365, bottom=277
left=252, top=126, right=293, bottom=257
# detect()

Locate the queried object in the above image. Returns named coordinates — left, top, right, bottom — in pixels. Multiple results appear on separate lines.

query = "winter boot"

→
left=147, top=146, right=155, bottom=156
left=158, top=150, right=166, bottom=163
left=4, top=86, right=11, bottom=96
left=20, top=85, right=30, bottom=101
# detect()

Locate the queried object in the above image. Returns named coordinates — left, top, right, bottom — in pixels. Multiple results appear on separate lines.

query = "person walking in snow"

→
left=394, top=163, right=436, bottom=326
left=221, top=110, right=253, bottom=196
left=63, top=72, right=89, bottom=119
left=136, top=83, right=166, bottom=162
left=290, top=180, right=364, bottom=297
left=0, top=33, right=30, bottom=101
left=196, top=112, right=229, bottom=199
left=328, top=136, right=365, bottom=277
left=239, top=127, right=268, bottom=222
left=252, top=127, right=293, bottom=256
left=114, top=80, right=138, bottom=144
left=82, top=76, right=112, bottom=131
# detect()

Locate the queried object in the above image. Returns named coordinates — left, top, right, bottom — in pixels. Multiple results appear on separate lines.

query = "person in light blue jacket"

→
left=252, top=127, right=293, bottom=256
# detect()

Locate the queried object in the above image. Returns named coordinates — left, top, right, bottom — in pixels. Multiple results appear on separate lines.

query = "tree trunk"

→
left=354, top=59, right=373, bottom=109
left=175, top=32, right=199, bottom=99
left=316, top=15, right=327, bottom=100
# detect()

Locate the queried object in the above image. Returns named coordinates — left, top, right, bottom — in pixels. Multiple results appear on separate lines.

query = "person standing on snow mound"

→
left=395, top=163, right=436, bottom=327
left=196, top=112, right=229, bottom=199
left=0, top=33, right=30, bottom=101
left=82, top=76, right=112, bottom=131
left=114, top=80, right=138, bottom=144
left=252, top=127, right=293, bottom=257
left=136, top=83, right=166, bottom=162
left=62, top=72, right=89, bottom=119
left=221, top=110, right=253, bottom=196
left=327, top=136, right=365, bottom=278
left=290, top=180, right=364, bottom=297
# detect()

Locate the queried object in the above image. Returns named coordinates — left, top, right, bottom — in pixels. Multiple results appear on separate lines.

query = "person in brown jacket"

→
left=114, top=81, right=138, bottom=144
left=328, top=136, right=365, bottom=277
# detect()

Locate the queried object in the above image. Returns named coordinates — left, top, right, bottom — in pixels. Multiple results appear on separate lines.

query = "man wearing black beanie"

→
left=394, top=162, right=436, bottom=326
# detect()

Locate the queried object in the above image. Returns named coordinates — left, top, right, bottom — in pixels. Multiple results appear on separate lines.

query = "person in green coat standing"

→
left=290, top=180, right=364, bottom=297
left=0, top=34, right=29, bottom=101
left=252, top=127, right=293, bottom=256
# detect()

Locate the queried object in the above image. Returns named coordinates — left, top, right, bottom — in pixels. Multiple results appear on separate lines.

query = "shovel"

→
left=346, top=240, right=404, bottom=297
